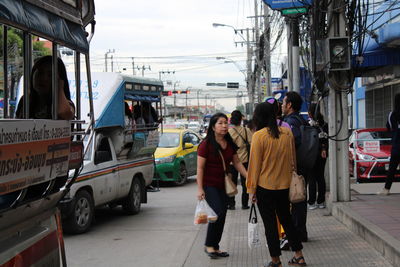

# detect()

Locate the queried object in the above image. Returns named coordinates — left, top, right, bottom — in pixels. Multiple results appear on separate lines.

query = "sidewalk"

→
left=184, top=190, right=393, bottom=267
left=332, top=182, right=400, bottom=267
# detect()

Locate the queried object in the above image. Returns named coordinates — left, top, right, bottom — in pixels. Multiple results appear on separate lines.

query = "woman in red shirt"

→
left=197, top=113, right=247, bottom=259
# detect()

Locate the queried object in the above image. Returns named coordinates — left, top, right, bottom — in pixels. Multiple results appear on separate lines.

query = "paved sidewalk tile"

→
left=206, top=207, right=392, bottom=267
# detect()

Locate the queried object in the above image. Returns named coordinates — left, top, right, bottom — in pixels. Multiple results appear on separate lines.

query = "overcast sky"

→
left=87, top=0, right=286, bottom=112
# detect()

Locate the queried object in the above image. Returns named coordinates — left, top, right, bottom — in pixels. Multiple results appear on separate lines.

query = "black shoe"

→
left=215, top=251, right=229, bottom=257
left=242, top=206, right=250, bottom=210
left=227, top=206, right=235, bottom=210
left=204, top=249, right=219, bottom=259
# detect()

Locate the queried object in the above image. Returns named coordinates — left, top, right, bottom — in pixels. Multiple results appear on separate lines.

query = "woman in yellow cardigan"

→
left=247, top=102, right=306, bottom=267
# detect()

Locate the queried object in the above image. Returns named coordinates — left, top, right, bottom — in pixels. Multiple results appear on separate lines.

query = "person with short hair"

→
left=282, top=91, right=309, bottom=242
left=227, top=110, right=252, bottom=210
left=307, top=103, right=328, bottom=209
left=378, top=93, right=400, bottom=195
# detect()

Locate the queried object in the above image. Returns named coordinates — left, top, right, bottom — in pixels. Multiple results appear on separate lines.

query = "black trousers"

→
left=204, top=186, right=227, bottom=249
left=385, top=151, right=400, bottom=190
left=228, top=163, right=249, bottom=208
left=256, top=187, right=303, bottom=257
left=308, top=156, right=327, bottom=205
left=291, top=168, right=308, bottom=241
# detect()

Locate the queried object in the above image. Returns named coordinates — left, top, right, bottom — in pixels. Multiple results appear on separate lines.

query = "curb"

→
left=332, top=202, right=400, bottom=267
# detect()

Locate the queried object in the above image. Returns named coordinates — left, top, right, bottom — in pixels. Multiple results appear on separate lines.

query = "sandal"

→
left=215, top=251, right=229, bottom=257
left=265, top=261, right=282, bottom=267
left=204, top=248, right=219, bottom=259
left=288, top=256, right=307, bottom=266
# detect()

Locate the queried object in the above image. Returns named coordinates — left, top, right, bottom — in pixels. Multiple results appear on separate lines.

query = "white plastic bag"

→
left=248, top=203, right=261, bottom=249
left=194, top=199, right=218, bottom=225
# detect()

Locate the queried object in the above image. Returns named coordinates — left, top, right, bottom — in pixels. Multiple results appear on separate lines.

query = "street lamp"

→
left=212, top=23, right=247, bottom=42
left=216, top=57, right=246, bottom=80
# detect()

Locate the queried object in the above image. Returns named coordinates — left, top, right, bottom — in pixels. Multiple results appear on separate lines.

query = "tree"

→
left=33, top=41, right=51, bottom=58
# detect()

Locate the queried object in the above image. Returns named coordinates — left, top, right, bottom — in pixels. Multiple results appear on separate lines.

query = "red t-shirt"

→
left=197, top=139, right=236, bottom=190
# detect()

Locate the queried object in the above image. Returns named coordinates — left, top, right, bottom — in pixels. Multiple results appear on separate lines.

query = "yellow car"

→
left=154, top=129, right=202, bottom=185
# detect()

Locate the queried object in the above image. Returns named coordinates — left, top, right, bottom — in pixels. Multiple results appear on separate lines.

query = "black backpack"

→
left=293, top=115, right=320, bottom=171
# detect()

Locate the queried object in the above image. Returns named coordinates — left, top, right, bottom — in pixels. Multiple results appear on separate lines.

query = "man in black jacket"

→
left=282, top=91, right=309, bottom=242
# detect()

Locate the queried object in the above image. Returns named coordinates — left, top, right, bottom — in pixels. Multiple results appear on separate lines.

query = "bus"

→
left=0, top=0, right=95, bottom=266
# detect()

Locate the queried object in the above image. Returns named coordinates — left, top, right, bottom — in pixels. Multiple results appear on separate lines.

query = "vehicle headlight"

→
left=358, top=153, right=375, bottom=161
left=156, top=155, right=176, bottom=164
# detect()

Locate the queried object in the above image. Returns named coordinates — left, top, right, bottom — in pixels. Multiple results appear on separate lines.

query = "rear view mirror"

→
left=184, top=143, right=194, bottom=149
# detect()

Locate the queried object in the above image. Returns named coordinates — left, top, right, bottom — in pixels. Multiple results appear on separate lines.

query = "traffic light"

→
left=162, top=91, right=173, bottom=96
left=171, top=90, right=190, bottom=94
left=327, top=37, right=350, bottom=71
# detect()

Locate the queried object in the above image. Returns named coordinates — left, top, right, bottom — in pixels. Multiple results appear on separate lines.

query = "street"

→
left=64, top=179, right=200, bottom=267
left=64, top=178, right=394, bottom=267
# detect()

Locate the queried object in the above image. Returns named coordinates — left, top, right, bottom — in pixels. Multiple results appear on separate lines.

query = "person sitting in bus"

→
left=16, top=56, right=75, bottom=120
left=142, top=101, right=162, bottom=126
left=133, top=104, right=146, bottom=129
left=124, top=102, right=136, bottom=132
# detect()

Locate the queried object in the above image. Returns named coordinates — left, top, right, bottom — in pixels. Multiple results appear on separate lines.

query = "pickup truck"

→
left=60, top=73, right=162, bottom=234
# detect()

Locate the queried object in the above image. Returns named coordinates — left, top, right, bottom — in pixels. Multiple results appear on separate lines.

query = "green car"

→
left=154, top=129, right=201, bottom=185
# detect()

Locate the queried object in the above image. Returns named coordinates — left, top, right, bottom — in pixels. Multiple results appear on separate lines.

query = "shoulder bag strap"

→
left=218, top=150, right=227, bottom=174
left=233, top=127, right=249, bottom=145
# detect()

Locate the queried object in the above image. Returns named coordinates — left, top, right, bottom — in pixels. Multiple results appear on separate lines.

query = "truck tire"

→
left=174, top=163, right=187, bottom=186
left=64, top=190, right=94, bottom=234
left=123, top=177, right=142, bottom=215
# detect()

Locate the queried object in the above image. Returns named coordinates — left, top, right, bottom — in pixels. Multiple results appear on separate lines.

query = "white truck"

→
left=60, top=73, right=163, bottom=234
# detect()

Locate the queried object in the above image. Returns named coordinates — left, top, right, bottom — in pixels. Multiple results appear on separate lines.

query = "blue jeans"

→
left=204, top=186, right=227, bottom=249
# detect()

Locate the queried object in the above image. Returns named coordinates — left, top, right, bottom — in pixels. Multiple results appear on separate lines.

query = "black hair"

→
left=253, top=102, right=280, bottom=139
left=230, top=110, right=243, bottom=126
left=16, top=56, right=71, bottom=118
left=285, top=91, right=303, bottom=112
left=124, top=102, right=132, bottom=118
left=205, top=112, right=238, bottom=154
left=308, top=103, right=325, bottom=126
left=393, top=93, right=400, bottom=121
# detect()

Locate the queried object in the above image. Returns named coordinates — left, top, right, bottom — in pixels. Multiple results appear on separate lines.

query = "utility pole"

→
left=197, top=90, right=200, bottom=120
left=292, top=18, right=300, bottom=93
left=287, top=19, right=293, bottom=91
left=132, top=57, right=135, bottom=75
left=104, top=49, right=114, bottom=72
left=111, top=55, right=114, bottom=72
left=254, top=0, right=261, bottom=103
left=246, top=28, right=254, bottom=115
left=137, top=65, right=151, bottom=77
left=263, top=4, right=271, bottom=97
left=327, top=0, right=350, bottom=202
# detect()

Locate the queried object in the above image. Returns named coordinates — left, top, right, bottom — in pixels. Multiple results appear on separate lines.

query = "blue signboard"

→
left=262, top=0, right=312, bottom=10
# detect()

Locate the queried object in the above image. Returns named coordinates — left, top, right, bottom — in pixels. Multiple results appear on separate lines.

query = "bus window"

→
left=0, top=26, right=25, bottom=118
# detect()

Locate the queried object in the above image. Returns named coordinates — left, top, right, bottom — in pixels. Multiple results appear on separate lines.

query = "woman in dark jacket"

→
left=378, top=93, right=400, bottom=195
left=308, top=103, right=328, bottom=209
